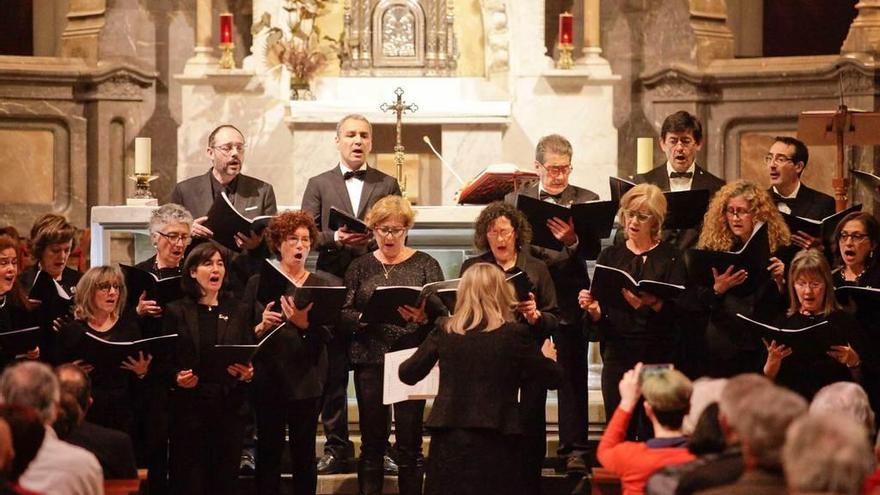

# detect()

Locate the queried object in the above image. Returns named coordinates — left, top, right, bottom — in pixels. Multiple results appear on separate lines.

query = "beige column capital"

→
left=842, top=0, right=880, bottom=55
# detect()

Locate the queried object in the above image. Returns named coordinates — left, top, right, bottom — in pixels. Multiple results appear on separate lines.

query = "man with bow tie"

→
left=504, top=134, right=597, bottom=474
left=635, top=111, right=725, bottom=250
left=765, top=136, right=835, bottom=249
left=300, top=114, right=400, bottom=476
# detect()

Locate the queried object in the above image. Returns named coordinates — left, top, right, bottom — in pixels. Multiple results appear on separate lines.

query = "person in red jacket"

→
left=598, top=363, right=695, bottom=495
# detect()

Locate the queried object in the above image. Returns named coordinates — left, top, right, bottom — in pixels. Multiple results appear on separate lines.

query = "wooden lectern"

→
left=797, top=105, right=880, bottom=211
left=457, top=164, right=539, bottom=205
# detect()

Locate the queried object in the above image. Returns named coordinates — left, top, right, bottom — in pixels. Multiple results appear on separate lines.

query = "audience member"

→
left=0, top=404, right=44, bottom=492
left=783, top=414, right=873, bottom=495
left=0, top=361, right=102, bottom=495
left=810, top=382, right=875, bottom=435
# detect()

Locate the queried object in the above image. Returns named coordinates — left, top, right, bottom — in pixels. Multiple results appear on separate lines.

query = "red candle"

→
left=220, top=13, right=233, bottom=44
left=558, top=12, right=573, bottom=45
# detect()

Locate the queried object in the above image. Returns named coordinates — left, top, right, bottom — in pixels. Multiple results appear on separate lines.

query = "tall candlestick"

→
left=135, top=137, right=151, bottom=175
left=636, top=138, right=654, bottom=174
left=558, top=12, right=574, bottom=45
left=220, top=13, right=233, bottom=44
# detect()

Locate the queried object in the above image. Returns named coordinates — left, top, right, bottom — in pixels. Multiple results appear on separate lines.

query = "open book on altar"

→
left=383, top=347, right=439, bottom=404
left=457, top=163, right=538, bottom=205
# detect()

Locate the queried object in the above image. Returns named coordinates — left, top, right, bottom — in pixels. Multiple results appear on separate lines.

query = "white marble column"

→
left=184, top=0, right=217, bottom=74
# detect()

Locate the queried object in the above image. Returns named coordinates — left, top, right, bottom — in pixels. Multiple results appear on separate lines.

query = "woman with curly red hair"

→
left=244, top=210, right=343, bottom=495
left=689, top=179, right=792, bottom=378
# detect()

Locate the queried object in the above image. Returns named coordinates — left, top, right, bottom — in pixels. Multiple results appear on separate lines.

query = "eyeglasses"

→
left=487, top=228, right=515, bottom=240
left=541, top=164, right=572, bottom=176
left=157, top=232, right=192, bottom=245
left=212, top=143, right=247, bottom=154
left=663, top=137, right=696, bottom=148
left=375, top=227, right=407, bottom=238
left=96, top=282, right=121, bottom=292
left=794, top=280, right=824, bottom=290
left=839, top=232, right=870, bottom=242
left=724, top=207, right=753, bottom=219
left=763, top=154, right=794, bottom=166
left=623, top=210, right=653, bottom=223
left=285, top=236, right=311, bottom=245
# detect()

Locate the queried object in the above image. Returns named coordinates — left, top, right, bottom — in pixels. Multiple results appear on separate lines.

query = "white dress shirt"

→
left=772, top=181, right=801, bottom=215
left=666, top=162, right=696, bottom=192
left=340, top=163, right=366, bottom=214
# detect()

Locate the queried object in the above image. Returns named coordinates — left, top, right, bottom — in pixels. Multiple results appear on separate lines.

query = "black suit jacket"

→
left=634, top=164, right=726, bottom=251
left=769, top=183, right=836, bottom=220
left=66, top=421, right=138, bottom=480
left=301, top=166, right=401, bottom=277
left=635, top=164, right=725, bottom=197
left=399, top=322, right=561, bottom=435
left=504, top=183, right=599, bottom=326
left=169, top=169, right=277, bottom=219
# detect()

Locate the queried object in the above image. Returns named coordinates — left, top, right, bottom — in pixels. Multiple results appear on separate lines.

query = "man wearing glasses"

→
left=170, top=124, right=278, bottom=251
left=300, top=114, right=401, bottom=476
left=766, top=136, right=835, bottom=249
left=504, top=134, right=597, bottom=475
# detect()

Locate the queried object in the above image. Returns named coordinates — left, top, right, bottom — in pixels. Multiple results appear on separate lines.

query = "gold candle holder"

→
left=218, top=42, right=235, bottom=69
left=556, top=42, right=574, bottom=69
left=130, top=173, right=159, bottom=199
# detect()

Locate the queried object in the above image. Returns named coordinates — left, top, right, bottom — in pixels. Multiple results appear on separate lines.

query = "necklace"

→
left=291, top=270, right=309, bottom=286
left=380, top=262, right=397, bottom=280
left=845, top=265, right=866, bottom=282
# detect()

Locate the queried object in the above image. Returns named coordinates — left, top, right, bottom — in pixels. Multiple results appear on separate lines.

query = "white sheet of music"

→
left=382, top=348, right=439, bottom=405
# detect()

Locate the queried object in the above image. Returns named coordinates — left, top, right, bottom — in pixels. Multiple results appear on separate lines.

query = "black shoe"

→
left=318, top=453, right=345, bottom=475
left=240, top=450, right=256, bottom=475
left=565, top=455, right=587, bottom=475
left=383, top=455, right=399, bottom=475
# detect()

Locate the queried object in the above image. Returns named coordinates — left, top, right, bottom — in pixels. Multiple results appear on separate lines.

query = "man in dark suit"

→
left=301, top=114, right=401, bottom=475
left=765, top=136, right=836, bottom=249
left=504, top=134, right=597, bottom=474
left=170, top=124, right=278, bottom=251
left=56, top=364, right=138, bottom=481
left=635, top=111, right=725, bottom=250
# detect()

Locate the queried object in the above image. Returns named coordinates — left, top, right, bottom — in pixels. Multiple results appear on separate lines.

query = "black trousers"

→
left=519, top=379, right=547, bottom=494
left=135, top=383, right=170, bottom=495
left=354, top=364, right=425, bottom=495
left=425, top=428, right=522, bottom=495
left=320, top=334, right=354, bottom=459
left=601, top=342, right=658, bottom=441
left=255, top=396, right=321, bottom=495
left=553, top=323, right=590, bottom=458
left=169, top=390, right=247, bottom=495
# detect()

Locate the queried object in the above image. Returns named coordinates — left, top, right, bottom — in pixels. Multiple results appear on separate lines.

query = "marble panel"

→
left=440, top=124, right=504, bottom=204
left=0, top=129, right=54, bottom=205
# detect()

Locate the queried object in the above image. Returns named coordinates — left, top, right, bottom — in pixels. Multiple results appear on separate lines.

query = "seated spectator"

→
left=597, top=363, right=695, bottom=495
left=0, top=361, right=102, bottom=495
left=0, top=404, right=45, bottom=494
left=55, top=363, right=137, bottom=480
left=673, top=374, right=773, bottom=495
left=697, top=384, right=807, bottom=495
left=682, top=378, right=728, bottom=436
left=809, top=382, right=875, bottom=435
left=784, top=414, right=873, bottom=495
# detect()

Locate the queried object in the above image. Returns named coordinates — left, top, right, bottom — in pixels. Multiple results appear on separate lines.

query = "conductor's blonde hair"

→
left=445, top=263, right=516, bottom=335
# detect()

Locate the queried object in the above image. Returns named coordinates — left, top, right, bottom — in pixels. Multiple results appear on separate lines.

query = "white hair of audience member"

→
left=718, top=373, right=772, bottom=425
left=682, top=377, right=727, bottom=435
left=0, top=361, right=60, bottom=424
left=810, top=382, right=876, bottom=434
left=784, top=413, right=874, bottom=495
left=732, top=385, right=807, bottom=470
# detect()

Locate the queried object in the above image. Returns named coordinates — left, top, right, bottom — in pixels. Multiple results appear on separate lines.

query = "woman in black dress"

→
left=164, top=242, right=255, bottom=495
left=578, top=184, right=686, bottom=439
left=0, top=234, right=39, bottom=362
left=244, top=211, right=341, bottom=495
left=342, top=195, right=445, bottom=495
left=688, top=180, right=790, bottom=378
left=399, top=262, right=560, bottom=495
left=460, top=201, right=558, bottom=494
left=57, top=266, right=151, bottom=435
left=763, top=249, right=866, bottom=400
left=20, top=214, right=81, bottom=363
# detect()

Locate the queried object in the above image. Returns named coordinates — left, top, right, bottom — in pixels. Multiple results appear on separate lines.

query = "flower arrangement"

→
left=279, top=0, right=338, bottom=84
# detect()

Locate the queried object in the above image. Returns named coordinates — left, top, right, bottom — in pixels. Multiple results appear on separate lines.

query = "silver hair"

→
left=810, top=382, right=876, bottom=434
left=0, top=361, right=60, bottom=424
left=733, top=385, right=807, bottom=470
left=718, top=373, right=772, bottom=422
left=149, top=203, right=194, bottom=238
left=784, top=414, right=874, bottom=495
left=335, top=114, right=372, bottom=136
left=683, top=377, right=728, bottom=435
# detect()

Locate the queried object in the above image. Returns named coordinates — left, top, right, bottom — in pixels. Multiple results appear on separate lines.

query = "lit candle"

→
left=135, top=137, right=151, bottom=175
left=636, top=137, right=654, bottom=174
left=559, top=12, right=573, bottom=45
left=220, top=13, right=233, bottom=44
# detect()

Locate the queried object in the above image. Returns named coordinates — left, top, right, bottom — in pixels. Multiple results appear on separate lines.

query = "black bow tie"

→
left=539, top=191, right=563, bottom=202
left=343, top=169, right=366, bottom=181
left=773, top=193, right=796, bottom=208
left=669, top=171, right=693, bottom=179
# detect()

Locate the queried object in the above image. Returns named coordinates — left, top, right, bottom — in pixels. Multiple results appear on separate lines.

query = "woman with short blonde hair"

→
left=400, top=262, right=560, bottom=495
left=618, top=184, right=668, bottom=242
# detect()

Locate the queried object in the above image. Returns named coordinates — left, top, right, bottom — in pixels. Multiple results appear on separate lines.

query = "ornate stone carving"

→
left=75, top=65, right=156, bottom=101
left=842, top=0, right=880, bottom=55
left=479, top=0, right=510, bottom=73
